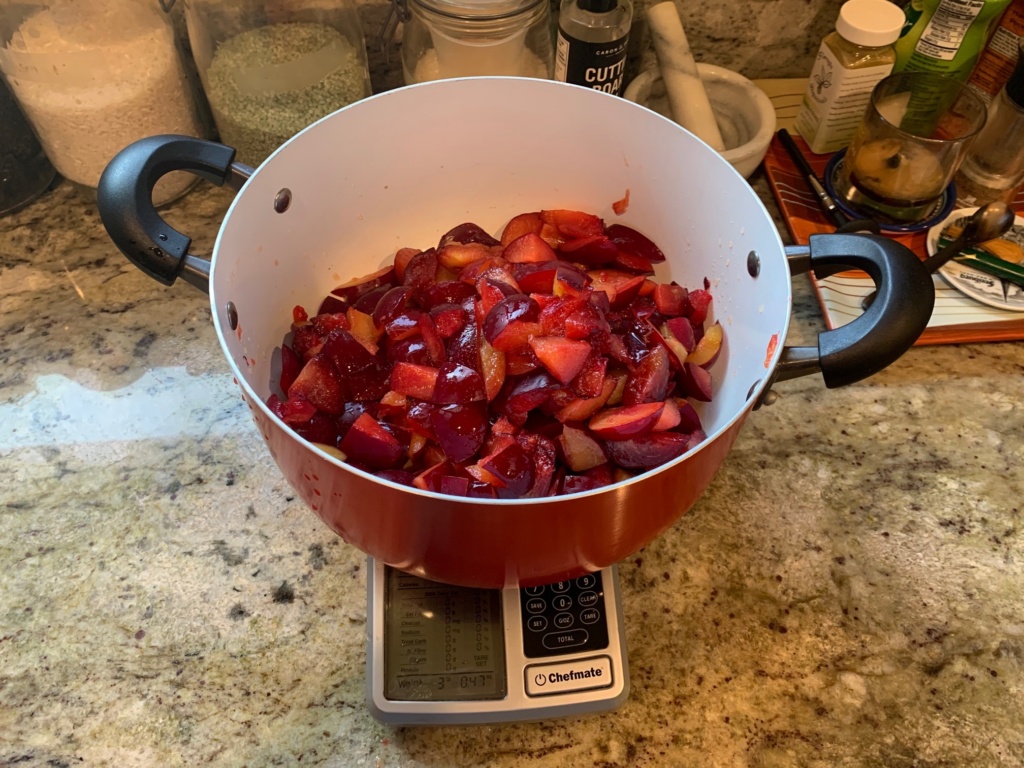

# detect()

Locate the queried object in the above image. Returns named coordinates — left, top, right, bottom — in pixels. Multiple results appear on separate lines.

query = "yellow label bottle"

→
left=795, top=0, right=905, bottom=154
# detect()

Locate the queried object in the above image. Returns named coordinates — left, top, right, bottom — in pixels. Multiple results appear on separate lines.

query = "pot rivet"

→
left=226, top=301, right=238, bottom=331
left=274, top=188, right=292, bottom=213
left=746, top=380, right=762, bottom=400
left=747, top=250, right=760, bottom=277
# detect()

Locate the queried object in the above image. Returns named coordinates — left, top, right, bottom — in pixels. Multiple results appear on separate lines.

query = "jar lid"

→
left=835, top=0, right=905, bottom=48
left=413, top=0, right=542, bottom=20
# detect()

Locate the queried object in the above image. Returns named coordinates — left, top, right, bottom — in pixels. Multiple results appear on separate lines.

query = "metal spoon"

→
left=860, top=202, right=1016, bottom=310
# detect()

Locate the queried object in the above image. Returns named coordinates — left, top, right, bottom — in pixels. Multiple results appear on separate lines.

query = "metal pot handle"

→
left=758, top=233, right=934, bottom=407
left=96, top=135, right=254, bottom=293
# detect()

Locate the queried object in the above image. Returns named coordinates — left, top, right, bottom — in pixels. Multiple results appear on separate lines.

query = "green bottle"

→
left=893, top=0, right=1014, bottom=82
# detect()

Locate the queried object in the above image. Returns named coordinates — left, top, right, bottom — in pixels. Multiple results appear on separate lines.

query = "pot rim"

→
left=207, top=76, right=792, bottom=506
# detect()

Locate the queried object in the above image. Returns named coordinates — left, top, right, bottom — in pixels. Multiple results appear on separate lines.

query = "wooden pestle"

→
left=645, top=1, right=726, bottom=151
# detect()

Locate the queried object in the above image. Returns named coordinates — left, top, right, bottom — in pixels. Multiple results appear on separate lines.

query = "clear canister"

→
left=0, top=0, right=206, bottom=206
left=184, top=0, right=373, bottom=167
left=398, top=0, right=554, bottom=85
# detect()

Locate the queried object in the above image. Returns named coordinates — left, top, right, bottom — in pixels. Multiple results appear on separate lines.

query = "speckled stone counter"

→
left=2, top=172, right=1023, bottom=768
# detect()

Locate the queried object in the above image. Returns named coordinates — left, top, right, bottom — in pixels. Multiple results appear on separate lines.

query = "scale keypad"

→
left=519, top=572, right=609, bottom=658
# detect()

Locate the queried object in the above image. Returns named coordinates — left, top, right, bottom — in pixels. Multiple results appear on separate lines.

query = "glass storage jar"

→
left=0, top=0, right=205, bottom=206
left=0, top=78, right=55, bottom=216
left=184, top=0, right=373, bottom=167
left=397, top=0, right=554, bottom=85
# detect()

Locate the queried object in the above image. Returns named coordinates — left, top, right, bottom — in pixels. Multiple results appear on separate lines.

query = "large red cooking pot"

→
left=97, top=77, right=933, bottom=589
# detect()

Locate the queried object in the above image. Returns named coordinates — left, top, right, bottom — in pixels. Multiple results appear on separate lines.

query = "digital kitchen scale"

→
left=366, top=559, right=629, bottom=725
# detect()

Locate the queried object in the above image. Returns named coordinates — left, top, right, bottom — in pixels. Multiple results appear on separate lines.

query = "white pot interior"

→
left=209, top=76, right=791, bottom=450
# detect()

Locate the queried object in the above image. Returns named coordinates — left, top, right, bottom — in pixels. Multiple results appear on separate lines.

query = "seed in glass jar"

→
left=205, top=22, right=369, bottom=166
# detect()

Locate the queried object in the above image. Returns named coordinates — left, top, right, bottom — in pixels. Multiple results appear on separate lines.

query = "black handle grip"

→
left=97, top=135, right=247, bottom=292
left=780, top=233, right=934, bottom=389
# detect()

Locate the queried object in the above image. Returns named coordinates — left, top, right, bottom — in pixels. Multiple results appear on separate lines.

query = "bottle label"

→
left=795, top=44, right=895, bottom=154
left=915, top=0, right=985, bottom=61
left=554, top=29, right=628, bottom=95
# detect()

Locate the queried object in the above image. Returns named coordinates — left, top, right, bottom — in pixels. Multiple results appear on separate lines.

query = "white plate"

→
left=929, top=207, right=1024, bottom=313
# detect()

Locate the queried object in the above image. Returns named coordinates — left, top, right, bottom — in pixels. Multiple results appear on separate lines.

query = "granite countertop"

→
left=2, top=171, right=1023, bottom=768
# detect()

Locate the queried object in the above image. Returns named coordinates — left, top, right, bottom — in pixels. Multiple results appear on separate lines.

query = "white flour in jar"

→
left=0, top=3, right=203, bottom=205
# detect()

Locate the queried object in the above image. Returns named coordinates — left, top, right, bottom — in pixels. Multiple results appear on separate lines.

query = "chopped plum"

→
left=417, top=280, right=477, bottom=310
left=687, top=288, right=713, bottom=325
left=432, top=361, right=486, bottom=404
left=529, top=336, right=592, bottom=385
left=482, top=295, right=540, bottom=345
left=431, top=402, right=488, bottom=463
left=687, top=322, right=723, bottom=368
left=653, top=283, right=689, bottom=317
left=270, top=209, right=720, bottom=498
left=293, top=412, right=343, bottom=446
left=603, top=432, right=690, bottom=468
left=540, top=209, right=605, bottom=239
left=503, top=232, right=559, bottom=264
left=623, top=345, right=671, bottom=406
left=372, top=286, right=414, bottom=327
left=389, top=362, right=440, bottom=401
left=402, top=249, right=439, bottom=288
left=606, top=223, right=666, bottom=263
left=588, top=402, right=664, bottom=440
left=558, top=234, right=620, bottom=266
left=430, top=304, right=469, bottom=338
left=438, top=222, right=500, bottom=249
left=480, top=442, right=535, bottom=497
left=330, top=265, right=397, bottom=303
left=280, top=344, right=301, bottom=394
left=287, top=353, right=345, bottom=415
left=558, top=426, right=607, bottom=472
left=387, top=336, right=433, bottom=367
left=501, top=212, right=544, bottom=246
left=339, top=413, right=405, bottom=469
left=679, top=362, right=713, bottom=402
left=439, top=242, right=493, bottom=271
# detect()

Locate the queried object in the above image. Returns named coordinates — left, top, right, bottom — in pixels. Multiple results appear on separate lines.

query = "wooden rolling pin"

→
left=646, top=1, right=726, bottom=151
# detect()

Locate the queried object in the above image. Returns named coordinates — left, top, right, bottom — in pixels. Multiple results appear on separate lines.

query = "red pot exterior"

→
left=245, top=390, right=748, bottom=588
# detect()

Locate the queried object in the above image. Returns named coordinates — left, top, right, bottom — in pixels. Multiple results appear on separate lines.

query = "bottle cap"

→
left=578, top=0, right=616, bottom=11
left=835, top=0, right=904, bottom=48
left=1004, top=43, right=1024, bottom=109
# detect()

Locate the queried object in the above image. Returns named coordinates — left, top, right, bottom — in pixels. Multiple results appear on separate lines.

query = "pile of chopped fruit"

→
left=266, top=209, right=722, bottom=499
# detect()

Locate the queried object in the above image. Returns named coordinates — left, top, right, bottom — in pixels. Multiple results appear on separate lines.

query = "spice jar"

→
left=394, top=0, right=554, bottom=85
left=0, top=78, right=55, bottom=216
left=0, top=0, right=206, bottom=206
left=184, top=0, right=372, bottom=167
left=794, top=0, right=905, bottom=154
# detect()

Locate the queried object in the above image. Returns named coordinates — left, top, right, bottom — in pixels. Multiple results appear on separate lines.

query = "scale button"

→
left=577, top=590, right=599, bottom=607
left=541, top=629, right=589, bottom=651
left=527, top=615, right=548, bottom=633
left=576, top=574, right=597, bottom=590
left=552, top=594, right=573, bottom=611
left=550, top=581, right=571, bottom=593
left=525, top=655, right=613, bottom=697
left=526, top=597, right=546, bottom=614
left=580, top=607, right=600, bottom=625
left=553, top=612, right=574, bottom=629
left=524, top=585, right=544, bottom=596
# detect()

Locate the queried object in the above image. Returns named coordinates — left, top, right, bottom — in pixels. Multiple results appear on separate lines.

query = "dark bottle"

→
left=0, top=79, right=55, bottom=216
left=554, top=0, right=633, bottom=95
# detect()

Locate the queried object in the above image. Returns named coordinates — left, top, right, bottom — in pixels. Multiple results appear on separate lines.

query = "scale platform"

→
left=366, top=559, right=629, bottom=725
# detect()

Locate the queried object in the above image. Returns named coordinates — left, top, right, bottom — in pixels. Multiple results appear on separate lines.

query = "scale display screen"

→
left=384, top=569, right=507, bottom=702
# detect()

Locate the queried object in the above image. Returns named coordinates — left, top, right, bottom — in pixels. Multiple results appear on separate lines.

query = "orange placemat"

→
left=763, top=132, right=1024, bottom=346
